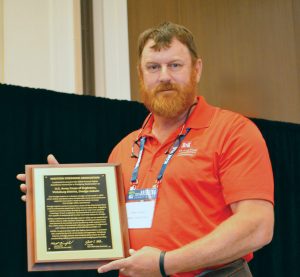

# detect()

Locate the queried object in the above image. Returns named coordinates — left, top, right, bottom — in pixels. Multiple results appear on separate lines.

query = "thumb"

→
left=47, top=154, right=59, bottom=165
left=129, top=249, right=136, bottom=256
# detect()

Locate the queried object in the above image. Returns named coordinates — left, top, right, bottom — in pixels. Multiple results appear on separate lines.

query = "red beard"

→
left=140, top=70, right=198, bottom=118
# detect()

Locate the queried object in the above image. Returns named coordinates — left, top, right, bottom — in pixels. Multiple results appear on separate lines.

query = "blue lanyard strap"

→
left=130, top=136, right=146, bottom=184
left=130, top=128, right=191, bottom=186
left=156, top=128, right=190, bottom=183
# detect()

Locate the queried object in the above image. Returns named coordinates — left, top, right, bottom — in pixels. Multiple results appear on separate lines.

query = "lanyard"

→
left=130, top=136, right=146, bottom=185
left=130, top=128, right=191, bottom=187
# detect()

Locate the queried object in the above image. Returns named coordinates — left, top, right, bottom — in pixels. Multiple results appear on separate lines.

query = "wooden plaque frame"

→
left=25, top=163, right=129, bottom=271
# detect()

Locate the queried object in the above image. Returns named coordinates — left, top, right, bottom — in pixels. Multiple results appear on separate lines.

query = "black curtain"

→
left=0, top=84, right=147, bottom=277
left=0, top=84, right=299, bottom=276
left=249, top=118, right=300, bottom=276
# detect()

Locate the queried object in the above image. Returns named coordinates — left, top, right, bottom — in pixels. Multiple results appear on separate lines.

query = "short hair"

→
left=138, top=22, right=199, bottom=63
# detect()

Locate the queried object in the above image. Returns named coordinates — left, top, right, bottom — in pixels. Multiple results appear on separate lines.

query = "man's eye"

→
left=169, top=63, right=182, bottom=70
left=146, top=64, right=160, bottom=72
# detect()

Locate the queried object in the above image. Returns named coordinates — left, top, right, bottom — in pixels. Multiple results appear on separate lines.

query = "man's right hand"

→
left=17, top=154, right=59, bottom=202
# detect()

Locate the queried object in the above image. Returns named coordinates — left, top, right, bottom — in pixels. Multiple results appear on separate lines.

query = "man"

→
left=18, top=22, right=274, bottom=276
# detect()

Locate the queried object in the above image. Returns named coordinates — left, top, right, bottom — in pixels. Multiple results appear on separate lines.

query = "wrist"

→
left=159, top=251, right=169, bottom=277
left=163, top=249, right=182, bottom=276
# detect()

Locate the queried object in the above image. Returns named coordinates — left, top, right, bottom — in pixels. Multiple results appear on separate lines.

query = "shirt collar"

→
left=186, top=96, right=216, bottom=129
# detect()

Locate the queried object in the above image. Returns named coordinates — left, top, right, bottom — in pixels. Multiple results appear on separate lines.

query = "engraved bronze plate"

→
left=26, top=163, right=129, bottom=271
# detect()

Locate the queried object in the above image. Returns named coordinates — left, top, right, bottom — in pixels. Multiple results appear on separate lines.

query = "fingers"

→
left=47, top=154, right=59, bottom=164
left=16, top=173, right=26, bottom=182
left=129, top=249, right=136, bottom=256
left=98, top=259, right=126, bottom=274
left=20, top=184, right=27, bottom=202
left=20, top=183, right=27, bottom=193
left=17, top=154, right=58, bottom=181
left=18, top=155, right=58, bottom=203
left=17, top=172, right=27, bottom=202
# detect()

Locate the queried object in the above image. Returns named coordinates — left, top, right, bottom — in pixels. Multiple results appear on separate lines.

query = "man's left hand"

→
left=97, top=246, right=163, bottom=277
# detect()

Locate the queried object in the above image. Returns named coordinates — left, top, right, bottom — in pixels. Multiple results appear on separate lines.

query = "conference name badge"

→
left=126, top=188, right=158, bottom=229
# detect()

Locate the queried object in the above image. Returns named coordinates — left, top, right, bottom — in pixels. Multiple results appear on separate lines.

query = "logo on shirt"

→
left=178, top=141, right=198, bottom=157
left=181, top=141, right=191, bottom=148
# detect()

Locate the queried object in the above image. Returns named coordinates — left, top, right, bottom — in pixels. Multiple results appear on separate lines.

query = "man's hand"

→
left=17, top=154, right=59, bottom=202
left=98, top=247, right=163, bottom=277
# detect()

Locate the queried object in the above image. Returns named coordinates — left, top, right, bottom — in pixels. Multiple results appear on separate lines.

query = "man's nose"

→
left=158, top=65, right=171, bottom=83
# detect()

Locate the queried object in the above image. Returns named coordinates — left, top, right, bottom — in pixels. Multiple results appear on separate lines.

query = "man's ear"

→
left=194, top=58, right=203, bottom=83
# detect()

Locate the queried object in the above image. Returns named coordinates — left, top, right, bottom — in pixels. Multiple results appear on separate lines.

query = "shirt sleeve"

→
left=218, top=116, right=274, bottom=205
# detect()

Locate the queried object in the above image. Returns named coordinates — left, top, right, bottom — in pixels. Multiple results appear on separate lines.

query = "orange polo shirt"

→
left=109, top=97, right=274, bottom=276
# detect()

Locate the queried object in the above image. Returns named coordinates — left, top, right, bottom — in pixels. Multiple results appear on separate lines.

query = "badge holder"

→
left=126, top=184, right=158, bottom=229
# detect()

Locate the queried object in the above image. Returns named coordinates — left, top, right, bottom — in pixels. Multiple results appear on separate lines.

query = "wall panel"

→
left=128, top=0, right=300, bottom=123
left=127, top=0, right=180, bottom=98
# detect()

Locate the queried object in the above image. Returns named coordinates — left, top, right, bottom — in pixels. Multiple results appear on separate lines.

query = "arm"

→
left=164, top=198, right=274, bottom=274
left=98, top=199, right=274, bottom=276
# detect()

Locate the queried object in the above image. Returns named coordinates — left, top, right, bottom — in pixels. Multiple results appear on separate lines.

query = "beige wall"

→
left=128, top=0, right=300, bottom=124
left=1, top=0, right=130, bottom=99
left=1, top=0, right=82, bottom=94
left=93, top=0, right=131, bottom=100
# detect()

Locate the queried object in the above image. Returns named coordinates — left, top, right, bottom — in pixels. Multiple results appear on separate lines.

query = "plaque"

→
left=25, top=163, right=129, bottom=271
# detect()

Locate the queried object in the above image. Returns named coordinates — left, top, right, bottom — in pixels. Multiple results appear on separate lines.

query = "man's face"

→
left=139, top=38, right=202, bottom=118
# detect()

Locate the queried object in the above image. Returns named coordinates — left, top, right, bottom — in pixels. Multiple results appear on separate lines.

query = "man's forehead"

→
left=141, top=38, right=191, bottom=61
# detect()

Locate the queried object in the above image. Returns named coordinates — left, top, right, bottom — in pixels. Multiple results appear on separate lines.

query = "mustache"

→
left=154, top=83, right=178, bottom=93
